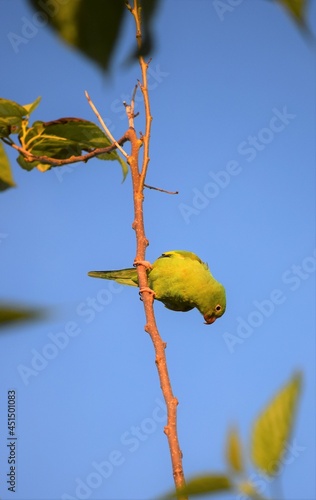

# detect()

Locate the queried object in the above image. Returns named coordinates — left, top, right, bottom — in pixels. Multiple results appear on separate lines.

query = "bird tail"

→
left=88, top=268, right=138, bottom=287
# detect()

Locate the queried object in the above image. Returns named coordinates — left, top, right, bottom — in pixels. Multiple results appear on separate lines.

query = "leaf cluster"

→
left=163, top=372, right=302, bottom=499
left=0, top=97, right=128, bottom=191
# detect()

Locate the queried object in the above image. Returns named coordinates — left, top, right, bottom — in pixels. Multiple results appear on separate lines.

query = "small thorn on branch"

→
left=144, top=183, right=179, bottom=195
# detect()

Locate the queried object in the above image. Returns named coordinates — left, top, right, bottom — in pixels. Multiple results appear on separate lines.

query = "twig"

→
left=144, top=183, right=179, bottom=195
left=85, top=90, right=128, bottom=159
left=127, top=1, right=187, bottom=496
left=123, top=84, right=139, bottom=128
left=2, top=136, right=128, bottom=167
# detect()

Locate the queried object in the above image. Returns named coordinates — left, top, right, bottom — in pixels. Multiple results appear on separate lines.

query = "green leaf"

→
left=27, top=0, right=126, bottom=71
left=113, top=154, right=128, bottom=182
left=42, top=117, right=113, bottom=149
left=226, top=427, right=244, bottom=474
left=27, top=0, right=159, bottom=71
left=0, top=118, right=12, bottom=139
left=251, top=372, right=302, bottom=477
left=17, top=120, right=82, bottom=172
left=238, top=480, right=270, bottom=500
left=17, top=117, right=128, bottom=179
left=0, top=98, right=29, bottom=137
left=164, top=474, right=232, bottom=499
left=0, top=142, right=16, bottom=191
left=273, top=0, right=309, bottom=29
left=22, top=96, right=42, bottom=115
left=0, top=303, right=44, bottom=329
left=0, top=98, right=27, bottom=119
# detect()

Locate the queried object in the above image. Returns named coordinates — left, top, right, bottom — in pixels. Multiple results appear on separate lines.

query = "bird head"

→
left=203, top=305, right=224, bottom=324
left=203, top=284, right=226, bottom=325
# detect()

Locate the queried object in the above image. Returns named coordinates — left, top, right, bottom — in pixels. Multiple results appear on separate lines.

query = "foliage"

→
left=0, top=0, right=309, bottom=497
left=226, top=427, right=244, bottom=474
left=163, top=475, right=232, bottom=499
left=0, top=97, right=128, bottom=190
left=275, top=0, right=309, bottom=29
left=0, top=0, right=311, bottom=191
left=25, top=0, right=311, bottom=75
left=0, top=303, right=44, bottom=329
left=251, top=372, right=302, bottom=476
left=27, top=0, right=160, bottom=71
left=0, top=142, right=15, bottom=190
left=163, top=372, right=302, bottom=499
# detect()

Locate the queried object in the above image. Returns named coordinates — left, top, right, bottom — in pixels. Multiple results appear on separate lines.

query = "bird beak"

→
left=204, top=316, right=216, bottom=325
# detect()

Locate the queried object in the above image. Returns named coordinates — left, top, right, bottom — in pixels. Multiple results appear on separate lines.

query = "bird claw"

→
left=134, top=259, right=153, bottom=270
left=139, top=287, right=156, bottom=301
left=134, top=260, right=154, bottom=301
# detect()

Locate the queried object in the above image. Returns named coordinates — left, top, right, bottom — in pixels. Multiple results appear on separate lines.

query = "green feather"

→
left=88, top=268, right=138, bottom=287
left=88, top=250, right=226, bottom=324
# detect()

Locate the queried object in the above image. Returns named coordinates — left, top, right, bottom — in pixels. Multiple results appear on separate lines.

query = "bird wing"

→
left=88, top=268, right=138, bottom=287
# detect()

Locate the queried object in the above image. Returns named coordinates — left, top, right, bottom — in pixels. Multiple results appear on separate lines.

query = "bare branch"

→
left=85, top=90, right=128, bottom=159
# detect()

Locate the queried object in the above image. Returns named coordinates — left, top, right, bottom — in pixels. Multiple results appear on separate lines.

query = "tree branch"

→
left=127, top=1, right=187, bottom=496
left=85, top=90, right=129, bottom=159
left=1, top=135, right=128, bottom=167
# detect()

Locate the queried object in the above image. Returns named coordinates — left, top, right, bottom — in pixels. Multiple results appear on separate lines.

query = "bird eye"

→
left=215, top=305, right=222, bottom=312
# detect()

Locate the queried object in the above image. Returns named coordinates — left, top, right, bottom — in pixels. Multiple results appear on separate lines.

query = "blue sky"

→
left=0, top=1, right=315, bottom=499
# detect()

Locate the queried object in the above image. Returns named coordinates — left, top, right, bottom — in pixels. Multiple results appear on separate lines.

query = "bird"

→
left=88, top=250, right=226, bottom=324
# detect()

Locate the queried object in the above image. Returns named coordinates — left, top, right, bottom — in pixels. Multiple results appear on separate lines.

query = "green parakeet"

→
left=88, top=250, right=226, bottom=324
